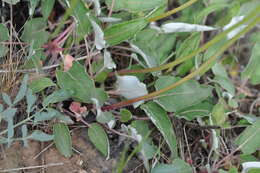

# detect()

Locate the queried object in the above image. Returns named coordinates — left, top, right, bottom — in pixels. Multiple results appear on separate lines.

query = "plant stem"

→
left=102, top=14, right=260, bottom=111
left=147, top=0, right=198, bottom=22
left=115, top=5, right=260, bottom=76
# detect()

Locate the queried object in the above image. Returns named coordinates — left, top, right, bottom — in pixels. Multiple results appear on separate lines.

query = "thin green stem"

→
left=102, top=14, right=260, bottom=111
left=117, top=5, right=260, bottom=75
left=148, top=0, right=198, bottom=22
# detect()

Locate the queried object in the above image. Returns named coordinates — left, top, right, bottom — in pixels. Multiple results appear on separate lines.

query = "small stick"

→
left=0, top=163, right=64, bottom=172
left=0, top=51, right=100, bottom=73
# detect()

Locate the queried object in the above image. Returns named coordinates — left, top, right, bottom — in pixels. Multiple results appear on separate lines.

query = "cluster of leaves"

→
left=0, top=0, right=260, bottom=172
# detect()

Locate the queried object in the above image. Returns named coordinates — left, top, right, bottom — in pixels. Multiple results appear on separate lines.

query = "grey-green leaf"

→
left=2, top=108, right=16, bottom=147
left=29, top=77, right=56, bottom=93
left=2, top=93, right=12, bottom=106
left=14, top=74, right=29, bottom=104
left=141, top=102, right=177, bottom=157
left=34, top=108, right=73, bottom=124
left=22, top=125, right=28, bottom=147
left=53, top=123, right=72, bottom=157
left=235, top=120, right=260, bottom=154
left=151, top=159, right=192, bottom=173
left=155, top=76, right=212, bottom=112
left=29, top=130, right=54, bottom=142
left=88, top=123, right=109, bottom=157
left=104, top=18, right=148, bottom=46
left=26, top=88, right=37, bottom=113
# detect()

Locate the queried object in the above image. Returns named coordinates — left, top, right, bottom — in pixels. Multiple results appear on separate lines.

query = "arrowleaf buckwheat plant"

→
left=0, top=0, right=260, bottom=172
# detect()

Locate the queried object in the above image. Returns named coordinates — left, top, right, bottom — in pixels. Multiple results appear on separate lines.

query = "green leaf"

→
left=41, top=0, right=55, bottom=19
left=68, top=0, right=91, bottom=42
left=96, top=111, right=115, bottom=124
left=0, top=45, right=8, bottom=57
left=29, top=77, right=56, bottom=93
left=141, top=102, right=177, bottom=157
left=53, top=123, right=72, bottom=157
left=151, top=159, right=192, bottom=173
left=195, top=3, right=230, bottom=23
left=88, top=123, right=109, bottom=157
left=212, top=98, right=228, bottom=126
left=29, top=130, right=54, bottom=142
left=212, top=62, right=229, bottom=78
left=105, top=0, right=167, bottom=12
left=56, top=62, right=107, bottom=104
left=131, top=29, right=176, bottom=67
left=104, top=18, right=148, bottom=46
left=43, top=89, right=73, bottom=107
left=23, top=49, right=45, bottom=69
left=176, top=101, right=213, bottom=120
left=155, top=76, right=212, bottom=112
left=13, top=74, right=29, bottom=104
left=213, top=75, right=235, bottom=96
left=21, top=18, right=49, bottom=48
left=120, top=109, right=132, bottom=122
left=131, top=120, right=157, bottom=159
left=241, top=43, right=260, bottom=85
left=176, top=33, right=200, bottom=75
left=235, top=120, right=260, bottom=154
left=0, top=24, right=9, bottom=42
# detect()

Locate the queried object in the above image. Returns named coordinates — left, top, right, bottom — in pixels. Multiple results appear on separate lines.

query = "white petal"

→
left=160, top=22, right=217, bottom=33
left=104, top=50, right=116, bottom=69
left=223, top=16, right=247, bottom=40
left=242, top=162, right=260, bottom=173
left=90, top=20, right=106, bottom=50
left=117, top=76, right=148, bottom=108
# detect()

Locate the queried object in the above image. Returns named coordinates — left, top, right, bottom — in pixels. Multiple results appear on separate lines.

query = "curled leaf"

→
left=90, top=20, right=106, bottom=50
left=153, top=22, right=217, bottom=33
left=242, top=162, right=260, bottom=173
left=104, top=50, right=116, bottom=69
left=223, top=16, right=247, bottom=40
left=116, top=76, right=148, bottom=108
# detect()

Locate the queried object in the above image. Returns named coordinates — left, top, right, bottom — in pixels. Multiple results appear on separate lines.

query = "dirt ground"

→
left=0, top=129, right=141, bottom=173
